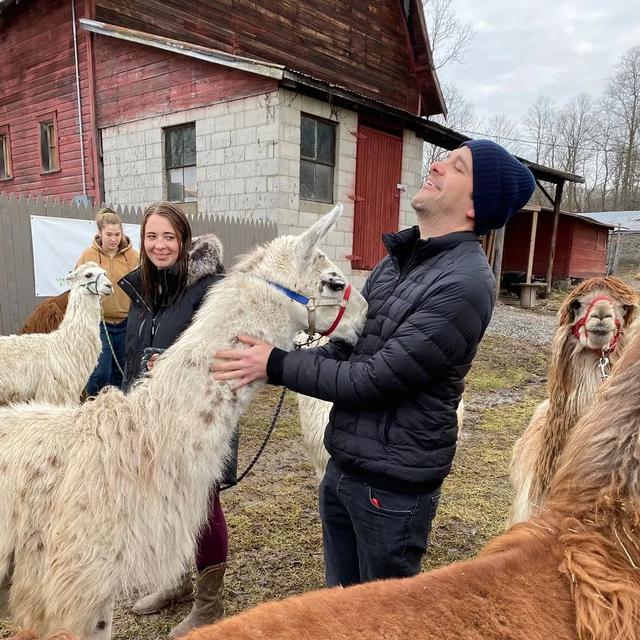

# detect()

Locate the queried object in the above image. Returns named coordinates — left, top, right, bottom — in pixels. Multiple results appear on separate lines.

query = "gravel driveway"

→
left=486, top=303, right=557, bottom=346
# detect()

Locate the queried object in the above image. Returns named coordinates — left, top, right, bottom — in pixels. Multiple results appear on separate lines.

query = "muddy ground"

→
left=0, top=311, right=552, bottom=640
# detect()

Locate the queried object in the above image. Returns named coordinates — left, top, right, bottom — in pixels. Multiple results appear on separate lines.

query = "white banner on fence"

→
left=30, top=216, right=141, bottom=297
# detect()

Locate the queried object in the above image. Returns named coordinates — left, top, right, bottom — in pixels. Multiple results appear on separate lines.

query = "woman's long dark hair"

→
left=139, top=202, right=192, bottom=306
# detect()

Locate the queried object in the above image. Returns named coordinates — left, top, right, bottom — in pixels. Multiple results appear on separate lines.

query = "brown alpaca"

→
left=13, top=329, right=640, bottom=640
left=19, top=291, right=69, bottom=334
left=508, top=276, right=638, bottom=526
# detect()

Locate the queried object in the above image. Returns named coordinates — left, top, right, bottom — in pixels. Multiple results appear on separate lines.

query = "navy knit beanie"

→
left=461, top=140, right=536, bottom=236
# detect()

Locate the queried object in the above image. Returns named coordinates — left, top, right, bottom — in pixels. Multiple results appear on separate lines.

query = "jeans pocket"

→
left=368, top=486, right=418, bottom=515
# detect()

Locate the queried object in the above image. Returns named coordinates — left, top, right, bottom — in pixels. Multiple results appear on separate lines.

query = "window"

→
left=39, top=116, right=59, bottom=172
left=0, top=126, right=11, bottom=180
left=165, top=123, right=197, bottom=202
left=300, top=114, right=336, bottom=203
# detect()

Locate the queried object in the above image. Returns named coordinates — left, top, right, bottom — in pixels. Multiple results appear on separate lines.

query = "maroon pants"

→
left=195, top=488, right=228, bottom=571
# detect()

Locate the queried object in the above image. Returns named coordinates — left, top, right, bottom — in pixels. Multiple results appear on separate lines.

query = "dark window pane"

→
left=166, top=128, right=183, bottom=169
left=182, top=125, right=196, bottom=166
left=167, top=167, right=184, bottom=201
left=300, top=117, right=316, bottom=159
left=0, top=137, right=6, bottom=179
left=300, top=159, right=315, bottom=200
left=314, top=163, right=334, bottom=202
left=40, top=123, right=51, bottom=171
left=316, top=122, right=335, bottom=164
left=183, top=165, right=197, bottom=201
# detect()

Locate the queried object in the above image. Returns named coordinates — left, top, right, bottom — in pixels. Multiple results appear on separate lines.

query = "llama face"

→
left=254, top=205, right=367, bottom=340
left=569, top=288, right=633, bottom=352
left=65, top=262, right=114, bottom=298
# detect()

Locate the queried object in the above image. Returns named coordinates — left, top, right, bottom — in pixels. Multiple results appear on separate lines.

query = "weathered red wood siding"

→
left=0, top=0, right=97, bottom=199
left=567, top=220, right=608, bottom=278
left=94, top=0, right=421, bottom=114
left=94, top=36, right=278, bottom=128
left=501, top=210, right=608, bottom=280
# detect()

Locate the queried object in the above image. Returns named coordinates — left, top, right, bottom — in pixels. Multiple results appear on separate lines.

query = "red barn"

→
left=501, top=205, right=614, bottom=282
left=0, top=0, right=452, bottom=285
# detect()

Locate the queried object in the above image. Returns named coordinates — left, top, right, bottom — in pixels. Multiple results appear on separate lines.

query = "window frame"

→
left=299, top=113, right=337, bottom=204
left=164, top=123, right=197, bottom=203
left=38, top=111, right=60, bottom=174
left=0, top=124, right=13, bottom=181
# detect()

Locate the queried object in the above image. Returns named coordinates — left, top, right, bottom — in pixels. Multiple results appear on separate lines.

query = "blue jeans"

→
left=87, top=319, right=127, bottom=395
left=319, top=458, right=441, bottom=587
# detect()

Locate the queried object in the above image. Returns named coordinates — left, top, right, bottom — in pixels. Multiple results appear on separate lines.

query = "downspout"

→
left=71, top=0, right=87, bottom=195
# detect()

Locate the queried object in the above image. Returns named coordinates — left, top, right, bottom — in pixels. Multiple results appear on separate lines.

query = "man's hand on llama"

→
left=212, top=335, right=273, bottom=390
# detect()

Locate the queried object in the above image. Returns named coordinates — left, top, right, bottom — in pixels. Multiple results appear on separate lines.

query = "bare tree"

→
left=555, top=94, right=595, bottom=211
left=481, top=113, right=522, bottom=156
left=523, top=96, right=557, bottom=165
left=606, top=44, right=640, bottom=210
left=422, top=84, right=478, bottom=174
left=423, top=0, right=475, bottom=70
left=585, top=98, right=621, bottom=211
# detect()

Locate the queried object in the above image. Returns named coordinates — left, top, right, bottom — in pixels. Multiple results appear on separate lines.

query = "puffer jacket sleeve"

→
left=281, top=271, right=492, bottom=408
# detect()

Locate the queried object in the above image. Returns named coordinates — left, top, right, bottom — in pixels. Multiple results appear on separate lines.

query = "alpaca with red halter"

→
left=509, top=276, right=638, bottom=526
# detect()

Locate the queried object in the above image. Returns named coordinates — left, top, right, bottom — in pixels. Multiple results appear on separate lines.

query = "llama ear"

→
left=294, top=204, right=343, bottom=266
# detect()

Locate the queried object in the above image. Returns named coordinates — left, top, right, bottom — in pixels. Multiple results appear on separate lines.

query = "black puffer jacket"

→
left=272, top=227, right=495, bottom=493
left=119, top=235, right=224, bottom=392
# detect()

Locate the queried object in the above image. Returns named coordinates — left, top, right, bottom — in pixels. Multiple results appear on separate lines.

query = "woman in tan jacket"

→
left=77, top=208, right=139, bottom=393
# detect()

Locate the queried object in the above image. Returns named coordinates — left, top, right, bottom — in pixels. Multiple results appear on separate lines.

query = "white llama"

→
left=0, top=206, right=366, bottom=640
left=0, top=262, right=113, bottom=405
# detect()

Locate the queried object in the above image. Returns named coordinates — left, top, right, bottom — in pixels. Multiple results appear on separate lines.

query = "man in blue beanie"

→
left=213, top=140, right=535, bottom=587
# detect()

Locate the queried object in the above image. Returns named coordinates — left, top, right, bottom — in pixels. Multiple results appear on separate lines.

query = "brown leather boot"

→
left=168, top=563, right=225, bottom=638
left=132, top=572, right=194, bottom=615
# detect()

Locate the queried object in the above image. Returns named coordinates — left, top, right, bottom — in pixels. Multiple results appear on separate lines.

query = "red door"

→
left=351, top=125, right=403, bottom=270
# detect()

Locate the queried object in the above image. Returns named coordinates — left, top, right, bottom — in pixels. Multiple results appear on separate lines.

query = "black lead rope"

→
left=219, top=336, right=323, bottom=491
left=219, top=386, right=288, bottom=491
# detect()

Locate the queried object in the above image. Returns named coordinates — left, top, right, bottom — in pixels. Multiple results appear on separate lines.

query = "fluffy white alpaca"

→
left=0, top=263, right=113, bottom=405
left=0, top=206, right=366, bottom=639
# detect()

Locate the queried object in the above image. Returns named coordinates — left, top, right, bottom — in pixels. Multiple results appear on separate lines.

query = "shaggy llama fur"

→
left=0, top=206, right=366, bottom=640
left=20, top=292, right=70, bottom=335
left=0, top=263, right=113, bottom=405
left=509, top=276, right=638, bottom=526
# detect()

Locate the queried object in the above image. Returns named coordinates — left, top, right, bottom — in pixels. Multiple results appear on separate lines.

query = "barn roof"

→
left=522, top=205, right=615, bottom=230
left=583, top=211, right=640, bottom=231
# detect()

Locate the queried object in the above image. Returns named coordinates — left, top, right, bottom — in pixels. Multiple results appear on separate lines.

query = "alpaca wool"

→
left=461, top=139, right=536, bottom=235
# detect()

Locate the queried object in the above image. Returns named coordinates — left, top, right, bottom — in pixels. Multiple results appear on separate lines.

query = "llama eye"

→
left=570, top=299, right=581, bottom=310
left=85, top=273, right=92, bottom=279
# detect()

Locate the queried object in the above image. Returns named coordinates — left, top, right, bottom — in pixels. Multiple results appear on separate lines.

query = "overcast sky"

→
left=437, top=0, right=640, bottom=131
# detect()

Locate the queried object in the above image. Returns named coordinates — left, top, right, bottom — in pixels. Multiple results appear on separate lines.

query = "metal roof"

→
left=521, top=204, right=615, bottom=229
left=582, top=211, right=640, bottom=231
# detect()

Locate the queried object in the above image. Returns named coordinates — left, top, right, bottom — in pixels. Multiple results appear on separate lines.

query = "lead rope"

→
left=101, top=315, right=126, bottom=377
left=219, top=335, right=324, bottom=491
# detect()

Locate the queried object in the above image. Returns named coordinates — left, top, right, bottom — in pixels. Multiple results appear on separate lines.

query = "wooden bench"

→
left=512, top=282, right=547, bottom=309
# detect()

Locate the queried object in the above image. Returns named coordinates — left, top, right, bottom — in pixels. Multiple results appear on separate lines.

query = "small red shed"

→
left=501, top=205, right=614, bottom=282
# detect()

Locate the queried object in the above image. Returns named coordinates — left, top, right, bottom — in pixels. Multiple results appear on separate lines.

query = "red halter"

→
left=315, top=283, right=353, bottom=337
left=571, top=295, right=622, bottom=353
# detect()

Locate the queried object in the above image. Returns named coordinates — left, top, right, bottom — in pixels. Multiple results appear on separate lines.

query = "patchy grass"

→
left=0, top=333, right=550, bottom=640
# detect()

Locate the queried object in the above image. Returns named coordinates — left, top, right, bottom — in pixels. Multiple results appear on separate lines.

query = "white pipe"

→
left=71, top=0, right=87, bottom=196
